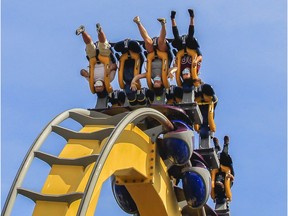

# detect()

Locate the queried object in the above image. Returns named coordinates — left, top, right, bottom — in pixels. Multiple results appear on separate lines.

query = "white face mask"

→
left=182, top=67, right=190, bottom=75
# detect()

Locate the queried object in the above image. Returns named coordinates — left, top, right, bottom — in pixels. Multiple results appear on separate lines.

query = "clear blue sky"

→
left=2, top=0, right=287, bottom=215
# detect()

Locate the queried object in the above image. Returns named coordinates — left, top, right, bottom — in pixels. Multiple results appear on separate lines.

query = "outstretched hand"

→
left=130, top=82, right=138, bottom=91
left=168, top=72, right=174, bottom=80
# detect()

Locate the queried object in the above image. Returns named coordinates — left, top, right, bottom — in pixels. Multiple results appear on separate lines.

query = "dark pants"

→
left=172, top=25, right=199, bottom=50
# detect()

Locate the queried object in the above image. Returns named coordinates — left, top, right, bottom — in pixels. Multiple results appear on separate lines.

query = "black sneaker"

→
left=76, top=25, right=85, bottom=35
left=213, top=137, right=221, bottom=152
left=171, top=11, right=176, bottom=19
left=188, top=9, right=194, bottom=18
left=224, top=135, right=230, bottom=145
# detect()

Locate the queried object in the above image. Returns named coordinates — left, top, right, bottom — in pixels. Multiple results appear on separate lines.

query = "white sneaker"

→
left=133, top=16, right=140, bottom=24
left=157, top=18, right=166, bottom=24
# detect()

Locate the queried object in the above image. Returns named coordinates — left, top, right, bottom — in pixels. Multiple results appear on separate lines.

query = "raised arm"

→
left=108, top=63, right=118, bottom=81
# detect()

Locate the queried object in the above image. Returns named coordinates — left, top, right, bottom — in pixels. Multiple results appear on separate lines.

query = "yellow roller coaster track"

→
left=3, top=107, right=205, bottom=216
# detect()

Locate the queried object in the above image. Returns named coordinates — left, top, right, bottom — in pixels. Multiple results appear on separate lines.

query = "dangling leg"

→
left=222, top=135, right=230, bottom=155
left=187, top=9, right=195, bottom=40
left=76, top=25, right=93, bottom=44
left=82, top=31, right=93, bottom=44
left=96, top=23, right=106, bottom=43
left=133, top=16, right=153, bottom=53
left=170, top=11, right=181, bottom=49
left=171, top=11, right=179, bottom=38
left=157, top=18, right=168, bottom=52
left=76, top=25, right=96, bottom=59
left=96, top=23, right=111, bottom=57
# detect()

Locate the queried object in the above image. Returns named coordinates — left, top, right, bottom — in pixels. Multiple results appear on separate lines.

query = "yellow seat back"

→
left=146, top=50, right=169, bottom=89
left=89, top=55, right=113, bottom=94
left=210, top=165, right=233, bottom=201
left=118, top=51, right=141, bottom=90
left=176, top=48, right=199, bottom=87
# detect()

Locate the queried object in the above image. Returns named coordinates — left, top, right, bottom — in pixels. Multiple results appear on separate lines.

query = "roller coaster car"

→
left=114, top=39, right=145, bottom=106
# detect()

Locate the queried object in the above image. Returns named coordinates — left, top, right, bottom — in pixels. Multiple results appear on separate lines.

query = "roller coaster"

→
left=2, top=37, right=234, bottom=216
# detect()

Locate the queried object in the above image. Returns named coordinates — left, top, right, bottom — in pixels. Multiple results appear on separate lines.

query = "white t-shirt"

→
left=94, top=63, right=105, bottom=82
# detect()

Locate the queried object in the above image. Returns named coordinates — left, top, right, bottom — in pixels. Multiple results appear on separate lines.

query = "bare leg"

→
left=97, top=27, right=106, bottom=43
left=133, top=16, right=153, bottom=53
left=82, top=31, right=93, bottom=44
left=76, top=25, right=93, bottom=44
left=157, top=19, right=168, bottom=52
left=172, top=18, right=177, bottom=27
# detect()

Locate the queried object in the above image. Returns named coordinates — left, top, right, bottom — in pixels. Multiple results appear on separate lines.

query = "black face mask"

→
left=96, top=89, right=108, bottom=98
left=182, top=78, right=194, bottom=87
left=153, top=86, right=164, bottom=96
left=182, top=79, right=194, bottom=93
left=201, top=84, right=215, bottom=96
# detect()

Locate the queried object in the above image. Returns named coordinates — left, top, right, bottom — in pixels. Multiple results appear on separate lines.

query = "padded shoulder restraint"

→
left=89, top=55, right=113, bottom=94
left=146, top=37, right=170, bottom=89
left=195, top=96, right=217, bottom=132
left=210, top=165, right=233, bottom=201
left=118, top=40, right=142, bottom=90
left=176, top=48, right=199, bottom=87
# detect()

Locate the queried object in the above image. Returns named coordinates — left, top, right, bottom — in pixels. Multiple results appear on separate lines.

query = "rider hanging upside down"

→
left=170, top=9, right=203, bottom=88
left=114, top=38, right=145, bottom=106
left=194, top=81, right=218, bottom=139
left=76, top=23, right=117, bottom=98
left=131, top=16, right=171, bottom=103
left=212, top=136, right=234, bottom=204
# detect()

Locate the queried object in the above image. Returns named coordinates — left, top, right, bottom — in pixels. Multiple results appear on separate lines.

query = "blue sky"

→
left=2, top=0, right=287, bottom=215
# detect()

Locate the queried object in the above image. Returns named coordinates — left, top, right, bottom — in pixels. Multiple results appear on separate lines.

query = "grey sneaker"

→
left=224, top=135, right=230, bottom=145
left=76, top=25, right=85, bottom=35
left=133, top=16, right=140, bottom=24
left=213, top=137, right=221, bottom=152
left=157, top=18, right=166, bottom=24
left=96, top=23, right=102, bottom=34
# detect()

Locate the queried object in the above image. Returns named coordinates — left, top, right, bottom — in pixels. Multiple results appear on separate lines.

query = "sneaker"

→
left=133, top=16, right=140, bottom=24
left=157, top=18, right=166, bottom=24
left=213, top=137, right=221, bottom=152
left=76, top=25, right=85, bottom=35
left=188, top=9, right=194, bottom=18
left=96, top=23, right=102, bottom=34
left=170, top=10, right=176, bottom=19
left=224, top=135, right=230, bottom=145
